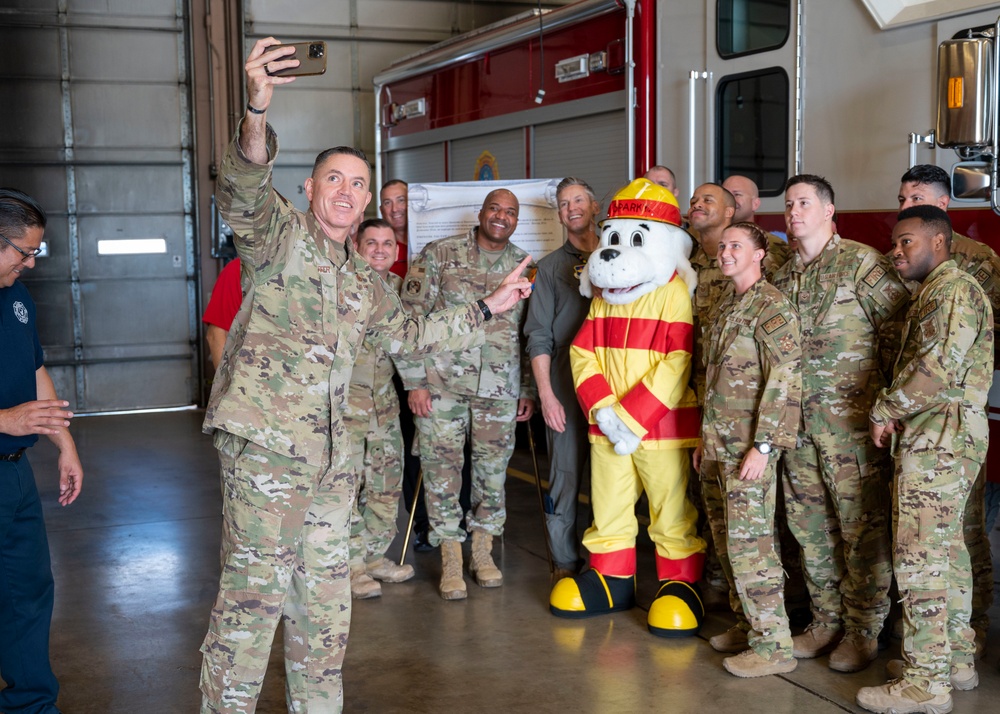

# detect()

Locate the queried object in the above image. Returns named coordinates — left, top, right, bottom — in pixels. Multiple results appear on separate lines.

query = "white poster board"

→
left=407, top=179, right=565, bottom=261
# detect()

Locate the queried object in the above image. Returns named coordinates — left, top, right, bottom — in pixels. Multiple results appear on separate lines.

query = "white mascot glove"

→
left=595, top=406, right=642, bottom=456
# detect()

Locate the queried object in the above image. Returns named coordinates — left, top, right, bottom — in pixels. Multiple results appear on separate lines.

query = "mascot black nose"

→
left=600, top=248, right=620, bottom=261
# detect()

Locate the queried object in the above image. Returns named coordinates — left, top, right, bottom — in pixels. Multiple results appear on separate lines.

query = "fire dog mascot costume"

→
left=549, top=178, right=706, bottom=637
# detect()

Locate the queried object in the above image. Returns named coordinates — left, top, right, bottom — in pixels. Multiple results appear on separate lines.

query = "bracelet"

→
left=476, top=299, right=493, bottom=321
left=246, top=102, right=266, bottom=115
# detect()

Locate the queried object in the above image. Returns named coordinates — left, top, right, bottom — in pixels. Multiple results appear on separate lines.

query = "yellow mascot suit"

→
left=549, top=178, right=706, bottom=637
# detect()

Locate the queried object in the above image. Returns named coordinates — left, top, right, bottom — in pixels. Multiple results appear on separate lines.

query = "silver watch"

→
left=754, top=441, right=772, bottom=455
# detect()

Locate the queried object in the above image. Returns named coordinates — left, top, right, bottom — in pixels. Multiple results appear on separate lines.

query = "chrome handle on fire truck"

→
left=688, top=70, right=711, bottom=196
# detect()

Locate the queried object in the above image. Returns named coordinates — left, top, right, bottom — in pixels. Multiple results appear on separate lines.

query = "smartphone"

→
left=266, top=41, right=327, bottom=77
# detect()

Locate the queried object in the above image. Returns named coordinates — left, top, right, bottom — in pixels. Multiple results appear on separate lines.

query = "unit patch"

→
left=880, top=282, right=904, bottom=305
left=975, top=268, right=991, bottom=286
left=762, top=314, right=788, bottom=334
left=405, top=278, right=422, bottom=296
left=12, top=300, right=28, bottom=324
left=778, top=333, right=797, bottom=355
left=862, top=265, right=886, bottom=287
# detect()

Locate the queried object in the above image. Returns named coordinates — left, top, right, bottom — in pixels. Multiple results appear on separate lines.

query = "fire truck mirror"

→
left=952, top=161, right=992, bottom=201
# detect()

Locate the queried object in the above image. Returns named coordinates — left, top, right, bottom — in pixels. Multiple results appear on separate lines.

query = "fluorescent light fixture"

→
left=97, top=238, right=168, bottom=255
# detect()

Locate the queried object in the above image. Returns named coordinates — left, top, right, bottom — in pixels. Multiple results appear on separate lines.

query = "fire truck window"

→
left=717, top=0, right=791, bottom=58
left=716, top=68, right=789, bottom=197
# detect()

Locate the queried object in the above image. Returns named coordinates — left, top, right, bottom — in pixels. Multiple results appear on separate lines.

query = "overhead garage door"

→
left=0, top=0, right=198, bottom=412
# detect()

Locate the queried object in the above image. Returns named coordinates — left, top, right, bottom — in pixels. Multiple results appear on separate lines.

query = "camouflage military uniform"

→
left=870, top=259, right=992, bottom=694
left=347, top=273, right=406, bottom=571
left=700, top=279, right=802, bottom=660
left=689, top=234, right=790, bottom=593
left=893, top=231, right=999, bottom=642
left=523, top=242, right=593, bottom=570
left=201, top=127, right=486, bottom=714
left=691, top=232, right=791, bottom=400
left=396, top=230, right=534, bottom=544
left=771, top=234, right=908, bottom=639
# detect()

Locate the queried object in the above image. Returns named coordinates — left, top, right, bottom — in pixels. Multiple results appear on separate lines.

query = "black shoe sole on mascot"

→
left=549, top=570, right=635, bottom=618
left=647, top=580, right=704, bottom=638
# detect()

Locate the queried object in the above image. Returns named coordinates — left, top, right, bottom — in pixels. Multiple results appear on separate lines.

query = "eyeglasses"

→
left=0, top=232, right=43, bottom=262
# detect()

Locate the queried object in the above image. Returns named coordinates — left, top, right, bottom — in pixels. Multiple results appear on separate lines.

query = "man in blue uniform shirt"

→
left=0, top=188, right=83, bottom=714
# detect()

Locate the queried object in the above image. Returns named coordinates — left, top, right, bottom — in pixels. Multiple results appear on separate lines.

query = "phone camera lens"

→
left=309, top=43, right=324, bottom=59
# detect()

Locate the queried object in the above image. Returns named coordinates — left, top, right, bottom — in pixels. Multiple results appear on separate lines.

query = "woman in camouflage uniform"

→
left=693, top=222, right=803, bottom=677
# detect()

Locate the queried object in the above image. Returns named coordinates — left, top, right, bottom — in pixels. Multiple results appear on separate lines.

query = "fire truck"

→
left=373, top=0, right=1000, bottom=462
left=374, top=0, right=1000, bottom=240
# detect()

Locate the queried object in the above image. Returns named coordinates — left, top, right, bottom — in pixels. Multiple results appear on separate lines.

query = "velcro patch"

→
left=880, top=282, right=905, bottom=305
left=975, top=268, right=991, bottom=286
left=863, top=265, right=886, bottom=287
left=405, top=278, right=422, bottom=296
left=762, top=314, right=788, bottom=334
left=918, top=298, right=938, bottom=320
left=778, top=333, right=798, bottom=355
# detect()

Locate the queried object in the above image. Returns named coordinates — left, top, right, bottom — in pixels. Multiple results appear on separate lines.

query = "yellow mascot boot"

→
left=647, top=580, right=705, bottom=638
left=550, top=570, right=635, bottom=619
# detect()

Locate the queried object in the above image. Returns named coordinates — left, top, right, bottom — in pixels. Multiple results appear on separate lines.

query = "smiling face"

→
left=304, top=153, right=372, bottom=238
left=477, top=190, right=519, bottom=249
left=585, top=217, right=692, bottom=304
left=355, top=224, right=397, bottom=278
left=889, top=216, right=945, bottom=282
left=557, top=184, right=599, bottom=236
left=718, top=225, right=764, bottom=282
left=379, top=182, right=408, bottom=236
left=0, top=225, right=42, bottom=288
left=688, top=183, right=735, bottom=234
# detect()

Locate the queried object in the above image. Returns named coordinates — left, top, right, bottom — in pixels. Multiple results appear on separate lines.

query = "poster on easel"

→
left=407, top=178, right=565, bottom=261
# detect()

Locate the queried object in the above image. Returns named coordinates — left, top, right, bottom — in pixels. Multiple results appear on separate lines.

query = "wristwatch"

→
left=754, top=441, right=772, bottom=455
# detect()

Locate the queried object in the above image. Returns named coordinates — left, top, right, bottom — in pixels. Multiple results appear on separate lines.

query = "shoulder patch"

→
left=918, top=298, right=938, bottom=320
left=975, top=267, right=991, bottom=286
left=880, top=282, right=905, bottom=305
left=862, top=265, right=886, bottom=287
left=762, top=314, right=788, bottom=334
left=777, top=333, right=797, bottom=355
left=405, top=278, right=422, bottom=296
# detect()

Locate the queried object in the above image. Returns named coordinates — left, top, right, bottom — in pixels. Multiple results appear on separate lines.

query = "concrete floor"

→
left=15, top=410, right=1000, bottom=713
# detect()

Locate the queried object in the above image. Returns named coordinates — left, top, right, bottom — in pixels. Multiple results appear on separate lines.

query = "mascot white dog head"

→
left=580, top=179, right=696, bottom=303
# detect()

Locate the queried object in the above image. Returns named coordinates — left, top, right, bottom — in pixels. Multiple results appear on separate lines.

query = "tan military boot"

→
left=710, top=625, right=750, bottom=653
left=792, top=623, right=843, bottom=659
left=887, top=659, right=979, bottom=691
left=829, top=630, right=878, bottom=672
left=350, top=569, right=382, bottom=600
left=856, top=680, right=952, bottom=714
left=366, top=557, right=414, bottom=583
left=723, top=650, right=797, bottom=678
left=469, top=531, right=503, bottom=587
left=439, top=540, right=467, bottom=600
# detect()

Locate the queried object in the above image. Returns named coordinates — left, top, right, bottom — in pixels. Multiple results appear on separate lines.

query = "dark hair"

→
left=900, top=164, right=950, bottom=195
left=0, top=188, right=47, bottom=244
left=356, top=217, right=394, bottom=240
left=896, top=204, right=952, bottom=249
left=727, top=221, right=769, bottom=254
left=785, top=174, right=835, bottom=205
left=312, top=146, right=371, bottom=180
left=381, top=179, right=407, bottom=193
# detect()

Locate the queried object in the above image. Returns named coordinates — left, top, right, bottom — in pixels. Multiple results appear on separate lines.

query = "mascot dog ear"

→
left=579, top=258, right=593, bottom=298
